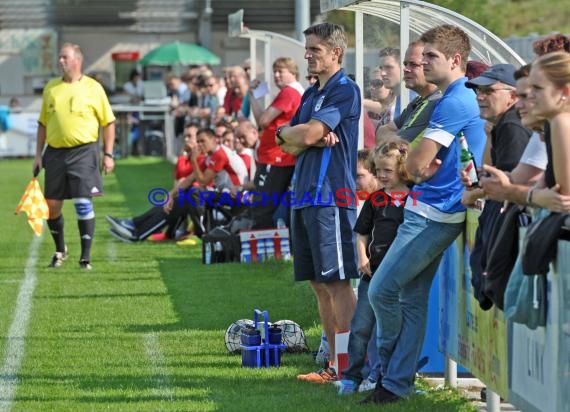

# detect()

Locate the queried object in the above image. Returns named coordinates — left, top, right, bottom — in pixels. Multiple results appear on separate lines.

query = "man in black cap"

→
left=461, top=63, right=532, bottom=310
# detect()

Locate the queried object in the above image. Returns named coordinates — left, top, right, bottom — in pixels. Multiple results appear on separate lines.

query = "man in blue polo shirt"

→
left=276, top=22, right=361, bottom=383
left=364, top=25, right=486, bottom=404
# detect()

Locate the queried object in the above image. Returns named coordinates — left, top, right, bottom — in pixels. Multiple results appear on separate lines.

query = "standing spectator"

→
left=223, top=66, right=246, bottom=118
left=248, top=57, right=304, bottom=228
left=528, top=52, right=570, bottom=204
left=166, top=73, right=191, bottom=138
left=461, top=64, right=532, bottom=310
left=338, top=141, right=411, bottom=395
left=364, top=25, right=486, bottom=404
left=306, top=72, right=319, bottom=86
left=376, top=40, right=442, bottom=147
left=277, top=22, right=361, bottom=383
left=377, top=48, right=401, bottom=124
left=364, top=67, right=395, bottom=125
left=197, top=74, right=221, bottom=127
left=32, top=42, right=116, bottom=270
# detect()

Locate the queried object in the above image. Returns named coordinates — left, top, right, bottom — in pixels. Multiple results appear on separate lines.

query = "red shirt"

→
left=257, top=85, right=301, bottom=166
left=223, top=89, right=243, bottom=116
left=203, top=145, right=248, bottom=189
left=174, top=153, right=205, bottom=180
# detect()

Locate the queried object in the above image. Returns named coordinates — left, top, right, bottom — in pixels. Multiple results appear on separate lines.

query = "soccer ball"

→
left=224, top=319, right=254, bottom=353
left=273, top=320, right=309, bottom=353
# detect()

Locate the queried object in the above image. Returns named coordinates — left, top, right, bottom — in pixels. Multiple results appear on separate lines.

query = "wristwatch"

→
left=103, top=152, right=114, bottom=159
left=276, top=126, right=285, bottom=144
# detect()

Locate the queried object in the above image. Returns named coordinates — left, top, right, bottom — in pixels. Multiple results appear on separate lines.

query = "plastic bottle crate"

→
left=240, top=309, right=287, bottom=368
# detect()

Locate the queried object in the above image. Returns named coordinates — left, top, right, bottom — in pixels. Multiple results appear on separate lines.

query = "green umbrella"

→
left=139, top=41, right=220, bottom=66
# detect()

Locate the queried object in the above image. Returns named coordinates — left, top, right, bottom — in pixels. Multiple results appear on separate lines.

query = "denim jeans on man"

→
left=342, top=277, right=381, bottom=383
left=368, top=209, right=463, bottom=397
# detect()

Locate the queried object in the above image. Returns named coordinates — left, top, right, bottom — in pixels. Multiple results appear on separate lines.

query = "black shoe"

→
left=359, top=385, right=400, bottom=405
left=79, top=260, right=92, bottom=270
left=47, top=246, right=68, bottom=268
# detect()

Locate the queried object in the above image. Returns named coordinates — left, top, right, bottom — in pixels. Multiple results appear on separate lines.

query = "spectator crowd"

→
left=96, top=24, right=570, bottom=406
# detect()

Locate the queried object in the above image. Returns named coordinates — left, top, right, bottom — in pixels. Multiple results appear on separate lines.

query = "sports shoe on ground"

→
left=176, top=237, right=199, bottom=246
left=105, top=215, right=135, bottom=237
left=148, top=232, right=171, bottom=242
left=108, top=228, right=136, bottom=243
left=79, top=260, right=92, bottom=270
left=336, top=379, right=359, bottom=395
left=359, top=385, right=401, bottom=405
left=48, top=246, right=68, bottom=268
left=358, top=378, right=377, bottom=392
left=297, top=366, right=338, bottom=383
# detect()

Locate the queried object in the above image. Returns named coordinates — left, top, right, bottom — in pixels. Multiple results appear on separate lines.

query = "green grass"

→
left=1, top=158, right=476, bottom=411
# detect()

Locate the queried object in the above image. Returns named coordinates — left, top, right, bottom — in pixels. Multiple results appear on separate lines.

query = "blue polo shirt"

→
left=406, top=77, right=486, bottom=222
left=290, top=69, right=361, bottom=209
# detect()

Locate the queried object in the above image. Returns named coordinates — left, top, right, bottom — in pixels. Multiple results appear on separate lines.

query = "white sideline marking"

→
left=106, top=239, right=117, bottom=262
left=0, top=235, right=41, bottom=412
left=143, top=333, right=174, bottom=400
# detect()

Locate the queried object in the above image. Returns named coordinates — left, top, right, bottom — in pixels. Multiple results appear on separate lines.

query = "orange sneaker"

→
left=297, top=366, right=338, bottom=383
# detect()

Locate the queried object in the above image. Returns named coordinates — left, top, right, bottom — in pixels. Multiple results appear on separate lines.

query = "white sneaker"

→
left=358, top=378, right=377, bottom=392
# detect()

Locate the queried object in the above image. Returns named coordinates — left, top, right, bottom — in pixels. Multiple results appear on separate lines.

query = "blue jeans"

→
left=368, top=210, right=463, bottom=397
left=343, top=277, right=380, bottom=383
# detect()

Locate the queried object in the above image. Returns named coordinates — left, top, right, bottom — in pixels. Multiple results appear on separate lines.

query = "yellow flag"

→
left=15, top=178, right=49, bottom=236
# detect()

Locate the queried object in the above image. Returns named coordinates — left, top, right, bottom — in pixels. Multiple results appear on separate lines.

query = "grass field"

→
left=1, top=157, right=476, bottom=411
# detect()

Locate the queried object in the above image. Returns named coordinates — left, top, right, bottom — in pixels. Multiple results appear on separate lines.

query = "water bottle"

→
left=265, top=239, right=275, bottom=261
left=240, top=241, right=251, bottom=263
left=276, top=218, right=286, bottom=229
left=281, top=238, right=291, bottom=261
left=268, top=325, right=283, bottom=366
left=459, top=132, right=479, bottom=187
left=204, top=242, right=212, bottom=264
left=241, top=326, right=262, bottom=367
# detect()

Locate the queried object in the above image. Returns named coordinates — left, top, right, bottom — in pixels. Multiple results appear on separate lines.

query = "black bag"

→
left=202, top=226, right=241, bottom=264
left=481, top=203, right=529, bottom=310
left=470, top=200, right=504, bottom=310
left=522, top=211, right=570, bottom=276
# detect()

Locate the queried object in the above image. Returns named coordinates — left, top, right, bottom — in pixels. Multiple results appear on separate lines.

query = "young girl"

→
left=337, top=140, right=411, bottom=395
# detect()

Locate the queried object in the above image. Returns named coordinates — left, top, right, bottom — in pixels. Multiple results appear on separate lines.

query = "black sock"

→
left=78, top=218, right=95, bottom=261
left=47, top=215, right=65, bottom=253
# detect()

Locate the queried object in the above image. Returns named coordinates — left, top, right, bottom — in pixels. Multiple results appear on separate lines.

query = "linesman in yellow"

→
left=32, top=42, right=116, bottom=270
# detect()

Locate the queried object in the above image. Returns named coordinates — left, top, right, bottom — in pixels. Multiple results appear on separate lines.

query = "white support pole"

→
left=354, top=10, right=364, bottom=150
left=399, top=2, right=410, bottom=111
left=486, top=388, right=501, bottom=412
left=444, top=355, right=458, bottom=388
left=264, top=37, right=272, bottom=108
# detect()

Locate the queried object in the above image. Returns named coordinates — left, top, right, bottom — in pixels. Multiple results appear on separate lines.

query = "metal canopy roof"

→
left=321, top=0, right=525, bottom=66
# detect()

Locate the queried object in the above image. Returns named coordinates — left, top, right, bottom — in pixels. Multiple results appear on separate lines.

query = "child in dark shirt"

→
left=338, top=140, right=411, bottom=395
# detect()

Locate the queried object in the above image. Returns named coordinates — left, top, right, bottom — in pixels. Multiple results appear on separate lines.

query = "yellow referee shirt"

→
left=39, top=76, right=116, bottom=148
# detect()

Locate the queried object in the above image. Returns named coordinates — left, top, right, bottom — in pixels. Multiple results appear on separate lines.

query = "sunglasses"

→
left=369, top=79, right=384, bottom=88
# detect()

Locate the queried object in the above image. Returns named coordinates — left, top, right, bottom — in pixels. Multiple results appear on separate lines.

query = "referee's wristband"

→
left=103, top=152, right=114, bottom=160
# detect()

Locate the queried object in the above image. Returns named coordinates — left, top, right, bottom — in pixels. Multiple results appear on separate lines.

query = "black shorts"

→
left=43, top=142, right=103, bottom=200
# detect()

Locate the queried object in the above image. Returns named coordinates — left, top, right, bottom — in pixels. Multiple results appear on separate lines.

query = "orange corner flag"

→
left=15, top=178, right=49, bottom=236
